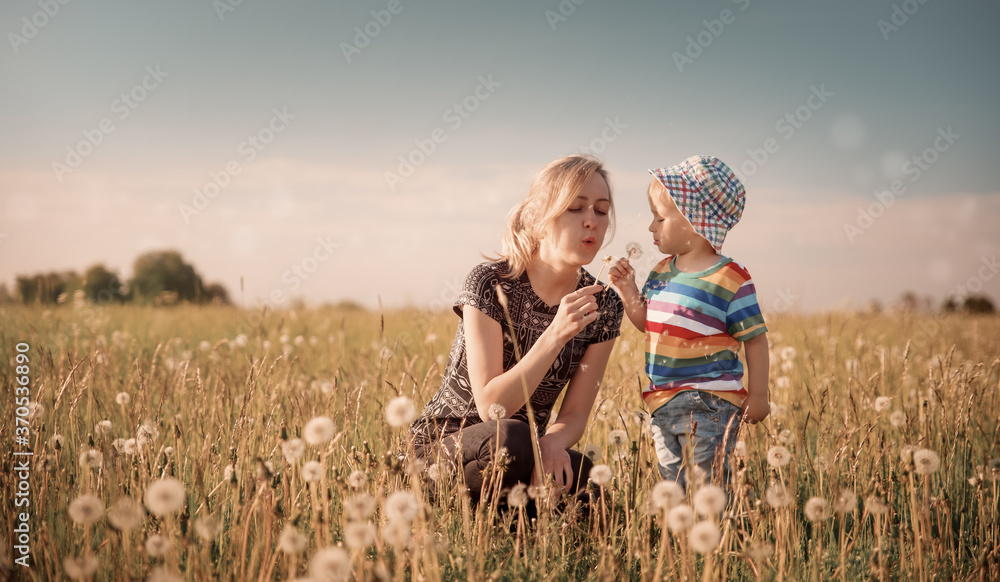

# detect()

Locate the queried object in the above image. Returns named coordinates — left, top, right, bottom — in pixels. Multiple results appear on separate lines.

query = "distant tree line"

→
left=5, top=250, right=230, bottom=306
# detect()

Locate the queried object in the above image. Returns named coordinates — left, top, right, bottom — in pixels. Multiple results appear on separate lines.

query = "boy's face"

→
left=647, top=179, right=700, bottom=255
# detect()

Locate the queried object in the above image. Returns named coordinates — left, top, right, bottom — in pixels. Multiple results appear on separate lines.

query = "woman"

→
left=410, top=155, right=624, bottom=502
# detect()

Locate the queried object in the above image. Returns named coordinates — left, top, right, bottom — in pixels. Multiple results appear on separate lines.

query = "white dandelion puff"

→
left=667, top=504, right=696, bottom=533
left=487, top=403, right=506, bottom=421
left=766, top=446, right=792, bottom=468
left=344, top=494, right=376, bottom=521
left=194, top=515, right=223, bottom=541
left=689, top=520, right=722, bottom=554
left=108, top=497, right=145, bottom=530
left=890, top=410, right=907, bottom=427
left=652, top=480, right=685, bottom=510
left=589, top=464, right=613, bottom=485
left=834, top=490, right=857, bottom=514
left=582, top=444, right=602, bottom=463
left=693, top=485, right=727, bottom=517
left=765, top=483, right=793, bottom=508
left=874, top=396, right=891, bottom=413
left=144, top=478, right=186, bottom=516
left=913, top=449, right=941, bottom=475
left=746, top=541, right=774, bottom=561
left=607, top=429, right=628, bottom=449
left=732, top=441, right=748, bottom=459
left=804, top=497, right=831, bottom=521
left=79, top=449, right=103, bottom=470
left=94, top=420, right=113, bottom=436
left=303, top=416, right=336, bottom=445
left=144, top=534, right=172, bottom=557
left=348, top=470, right=368, bottom=489
left=381, top=520, right=412, bottom=549
left=625, top=241, right=643, bottom=261
left=302, top=460, right=324, bottom=482
left=63, top=554, right=100, bottom=580
left=507, top=483, right=529, bottom=508
left=813, top=456, right=830, bottom=472
left=778, top=346, right=796, bottom=361
left=344, top=522, right=377, bottom=550
left=277, top=526, right=308, bottom=554
left=865, top=496, right=889, bottom=516
left=383, top=490, right=419, bottom=524
left=309, top=546, right=351, bottom=582
left=777, top=429, right=796, bottom=444
left=385, top=396, right=417, bottom=427
left=116, top=392, right=131, bottom=405
left=68, top=494, right=104, bottom=525
left=281, top=438, right=305, bottom=463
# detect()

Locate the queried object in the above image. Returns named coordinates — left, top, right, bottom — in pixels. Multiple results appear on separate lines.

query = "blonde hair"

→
left=489, top=155, right=614, bottom=279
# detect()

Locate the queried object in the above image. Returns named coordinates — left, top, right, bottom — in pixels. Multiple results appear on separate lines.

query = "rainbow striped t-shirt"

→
left=641, top=255, right=767, bottom=413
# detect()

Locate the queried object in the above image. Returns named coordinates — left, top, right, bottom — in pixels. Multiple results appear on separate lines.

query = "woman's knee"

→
left=492, top=419, right=534, bottom=465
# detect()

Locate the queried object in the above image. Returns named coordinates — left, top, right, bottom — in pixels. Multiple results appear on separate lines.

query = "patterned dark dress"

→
left=410, top=260, right=624, bottom=448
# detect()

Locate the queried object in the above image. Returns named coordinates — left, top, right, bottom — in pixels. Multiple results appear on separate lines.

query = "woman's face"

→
left=539, top=173, right=611, bottom=267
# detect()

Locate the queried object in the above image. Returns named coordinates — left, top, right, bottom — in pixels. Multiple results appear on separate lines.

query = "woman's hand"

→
left=548, top=283, right=603, bottom=344
left=532, top=435, right=574, bottom=492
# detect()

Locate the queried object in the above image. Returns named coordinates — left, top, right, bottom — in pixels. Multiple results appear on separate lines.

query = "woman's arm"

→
left=464, top=283, right=604, bottom=419
left=534, top=338, right=616, bottom=490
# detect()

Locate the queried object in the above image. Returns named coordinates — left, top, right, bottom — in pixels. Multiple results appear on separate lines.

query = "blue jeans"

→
left=649, top=390, right=742, bottom=491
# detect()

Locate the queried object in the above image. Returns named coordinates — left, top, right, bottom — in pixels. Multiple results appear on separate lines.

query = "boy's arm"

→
left=741, top=333, right=770, bottom=423
left=609, top=258, right=647, bottom=332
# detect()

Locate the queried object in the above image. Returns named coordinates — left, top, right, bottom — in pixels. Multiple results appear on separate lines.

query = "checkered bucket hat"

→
left=649, top=155, right=745, bottom=252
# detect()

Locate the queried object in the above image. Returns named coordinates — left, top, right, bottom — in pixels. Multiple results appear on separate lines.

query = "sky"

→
left=2, top=0, right=999, bottom=313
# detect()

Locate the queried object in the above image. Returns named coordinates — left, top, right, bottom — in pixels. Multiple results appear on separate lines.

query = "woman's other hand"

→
left=549, top=283, right=603, bottom=344
left=532, top=435, right=573, bottom=492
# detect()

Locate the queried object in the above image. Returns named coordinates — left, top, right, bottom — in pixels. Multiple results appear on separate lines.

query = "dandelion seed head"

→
left=746, top=541, right=774, bottom=561
left=145, top=534, right=171, bottom=557
left=27, top=402, right=45, bottom=420
left=381, top=520, right=412, bottom=549
left=302, top=460, right=324, bottom=482
left=344, top=522, right=377, bottom=550
left=607, top=429, right=628, bottom=449
left=777, top=429, right=796, bottom=445
left=281, top=438, right=305, bottom=463
left=507, top=483, right=529, bottom=508
left=63, top=554, right=99, bottom=580
left=147, top=568, right=183, bottom=582
left=652, top=480, right=685, bottom=510
left=95, top=420, right=113, bottom=435
left=582, top=444, right=602, bottom=463
left=234, top=334, right=248, bottom=348
left=303, top=416, right=336, bottom=445
left=813, top=456, right=830, bottom=472
left=589, top=464, right=613, bottom=486
left=693, top=485, right=727, bottom=517
left=344, top=494, right=376, bottom=521
left=68, top=494, right=104, bottom=526
left=779, top=346, right=797, bottom=361
left=804, top=496, right=831, bottom=521
left=913, top=448, right=941, bottom=475
left=487, top=403, right=506, bottom=421
left=732, top=441, right=748, bottom=459
left=835, top=490, right=857, bottom=514
left=874, top=396, right=891, bottom=413
left=348, top=470, right=367, bottom=489
left=79, top=449, right=103, bottom=470
left=49, top=433, right=64, bottom=449
left=194, top=515, right=222, bottom=541
left=108, top=497, right=145, bottom=531
left=775, top=376, right=791, bottom=390
left=625, top=241, right=643, bottom=260
left=770, top=402, right=788, bottom=417
left=890, top=410, right=907, bottom=427
left=309, top=546, right=351, bottom=582
left=163, top=446, right=175, bottom=457
left=899, top=444, right=917, bottom=464
left=766, top=446, right=792, bottom=468
left=144, top=478, right=186, bottom=516
left=865, top=496, right=889, bottom=516
left=385, top=396, right=417, bottom=427
left=116, top=392, right=131, bottom=405
left=689, top=520, right=722, bottom=554
left=765, top=483, right=793, bottom=508
left=384, top=490, right=419, bottom=524
left=631, top=410, right=650, bottom=428
left=278, top=526, right=308, bottom=554
left=136, top=422, right=159, bottom=447
left=667, top=504, right=696, bottom=533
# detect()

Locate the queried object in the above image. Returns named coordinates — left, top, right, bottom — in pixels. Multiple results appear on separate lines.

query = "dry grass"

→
left=1, top=301, right=998, bottom=581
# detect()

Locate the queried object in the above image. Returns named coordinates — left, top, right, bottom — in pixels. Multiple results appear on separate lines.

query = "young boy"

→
left=609, top=155, right=769, bottom=491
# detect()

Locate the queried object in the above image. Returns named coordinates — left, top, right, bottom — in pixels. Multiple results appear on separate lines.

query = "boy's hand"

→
left=741, top=393, right=770, bottom=424
left=608, top=258, right=636, bottom=291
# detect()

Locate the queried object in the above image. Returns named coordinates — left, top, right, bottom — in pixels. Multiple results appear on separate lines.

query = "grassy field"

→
left=1, top=301, right=998, bottom=581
